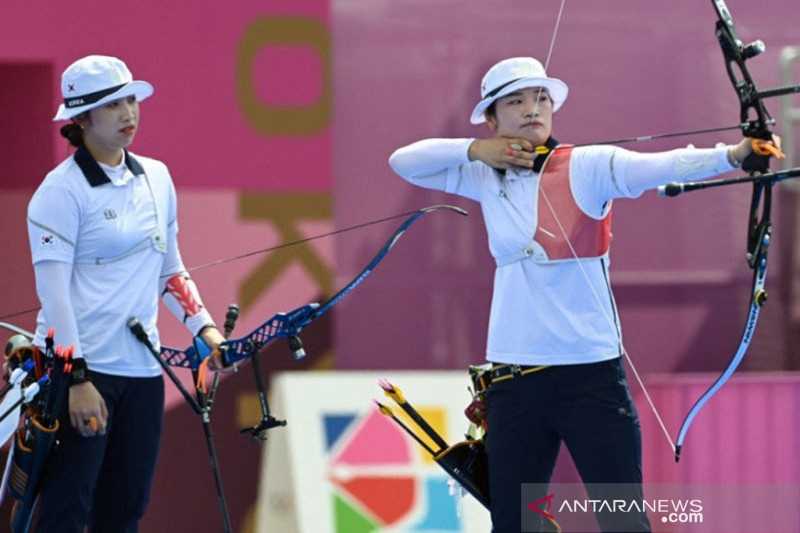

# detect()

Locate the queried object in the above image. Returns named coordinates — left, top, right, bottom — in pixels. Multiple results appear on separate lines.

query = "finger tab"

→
left=751, top=138, right=786, bottom=159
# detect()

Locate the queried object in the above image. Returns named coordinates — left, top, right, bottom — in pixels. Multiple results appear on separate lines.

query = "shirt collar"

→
left=74, top=146, right=145, bottom=187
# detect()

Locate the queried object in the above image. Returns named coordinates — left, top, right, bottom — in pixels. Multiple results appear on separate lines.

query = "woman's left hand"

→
left=730, top=134, right=783, bottom=165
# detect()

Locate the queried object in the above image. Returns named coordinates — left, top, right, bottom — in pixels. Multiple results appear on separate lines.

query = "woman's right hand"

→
left=468, top=138, right=536, bottom=170
left=69, top=382, right=108, bottom=437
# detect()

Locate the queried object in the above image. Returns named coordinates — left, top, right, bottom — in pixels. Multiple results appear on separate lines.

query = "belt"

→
left=489, top=363, right=548, bottom=384
left=469, top=363, right=550, bottom=396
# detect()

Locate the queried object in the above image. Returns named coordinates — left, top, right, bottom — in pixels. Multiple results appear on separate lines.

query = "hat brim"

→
left=470, top=77, right=568, bottom=125
left=53, top=80, right=154, bottom=121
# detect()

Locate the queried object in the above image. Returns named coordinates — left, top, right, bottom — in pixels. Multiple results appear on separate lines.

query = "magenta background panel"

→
left=641, top=373, right=800, bottom=484
left=0, top=0, right=331, bottom=191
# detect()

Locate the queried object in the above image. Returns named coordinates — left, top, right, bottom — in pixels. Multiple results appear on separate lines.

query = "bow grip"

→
left=742, top=148, right=771, bottom=175
left=192, top=335, right=232, bottom=368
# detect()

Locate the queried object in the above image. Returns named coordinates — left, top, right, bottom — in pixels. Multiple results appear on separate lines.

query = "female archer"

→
left=389, top=56, right=781, bottom=532
left=26, top=55, right=226, bottom=532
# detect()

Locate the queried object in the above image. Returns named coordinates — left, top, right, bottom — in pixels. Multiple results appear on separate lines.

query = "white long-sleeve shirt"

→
left=389, top=139, right=735, bottom=365
left=27, top=149, right=212, bottom=377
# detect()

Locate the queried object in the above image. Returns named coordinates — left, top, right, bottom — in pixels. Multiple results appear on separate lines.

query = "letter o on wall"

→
left=236, top=16, right=331, bottom=136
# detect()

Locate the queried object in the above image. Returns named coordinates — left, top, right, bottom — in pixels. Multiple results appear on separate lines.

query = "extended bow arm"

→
left=158, top=204, right=468, bottom=370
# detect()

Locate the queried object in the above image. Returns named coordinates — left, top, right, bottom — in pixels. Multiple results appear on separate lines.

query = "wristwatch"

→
left=70, top=358, right=89, bottom=386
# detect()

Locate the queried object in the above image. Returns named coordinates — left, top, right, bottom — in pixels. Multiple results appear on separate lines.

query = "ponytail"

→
left=60, top=122, right=84, bottom=148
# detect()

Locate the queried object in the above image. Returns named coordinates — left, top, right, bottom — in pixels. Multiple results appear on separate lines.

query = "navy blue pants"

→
left=35, top=371, right=164, bottom=533
left=486, top=358, right=651, bottom=533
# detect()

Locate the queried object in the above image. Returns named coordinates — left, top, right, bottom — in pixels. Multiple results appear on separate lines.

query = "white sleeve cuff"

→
left=185, top=309, right=216, bottom=338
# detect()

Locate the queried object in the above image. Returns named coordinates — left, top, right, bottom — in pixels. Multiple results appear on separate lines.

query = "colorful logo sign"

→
left=323, top=407, right=461, bottom=532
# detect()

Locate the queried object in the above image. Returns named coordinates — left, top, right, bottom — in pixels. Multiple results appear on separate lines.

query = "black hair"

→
left=485, top=102, right=497, bottom=121
left=59, top=112, right=89, bottom=148
left=59, top=123, right=84, bottom=147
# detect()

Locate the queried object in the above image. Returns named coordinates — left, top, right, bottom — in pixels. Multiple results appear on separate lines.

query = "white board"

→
left=256, top=371, right=492, bottom=533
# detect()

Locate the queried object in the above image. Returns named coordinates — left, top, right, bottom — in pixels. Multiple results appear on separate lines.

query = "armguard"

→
left=161, top=273, right=214, bottom=337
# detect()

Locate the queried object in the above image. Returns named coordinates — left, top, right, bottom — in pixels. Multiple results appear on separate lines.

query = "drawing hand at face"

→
left=468, top=137, right=536, bottom=170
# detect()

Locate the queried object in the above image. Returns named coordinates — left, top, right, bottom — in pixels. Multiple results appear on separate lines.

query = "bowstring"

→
left=535, top=0, right=676, bottom=453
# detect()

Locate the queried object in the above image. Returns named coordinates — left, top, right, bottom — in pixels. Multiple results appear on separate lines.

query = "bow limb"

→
left=158, top=204, right=468, bottom=369
left=674, top=252, right=768, bottom=461
left=308, top=204, right=467, bottom=318
left=673, top=188, right=772, bottom=460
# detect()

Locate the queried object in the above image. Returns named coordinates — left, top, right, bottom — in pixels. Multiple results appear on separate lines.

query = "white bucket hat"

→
left=53, top=55, right=154, bottom=121
left=470, top=57, right=568, bottom=125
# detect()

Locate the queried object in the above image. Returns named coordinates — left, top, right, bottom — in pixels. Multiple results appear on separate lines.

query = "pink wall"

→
left=642, top=374, right=800, bottom=484
left=0, top=0, right=331, bottom=190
